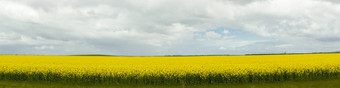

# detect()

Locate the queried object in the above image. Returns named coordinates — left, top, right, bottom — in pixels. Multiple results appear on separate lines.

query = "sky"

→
left=0, top=0, right=340, bottom=56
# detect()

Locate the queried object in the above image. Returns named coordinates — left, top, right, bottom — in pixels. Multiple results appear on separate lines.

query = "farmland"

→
left=2, top=78, right=340, bottom=88
left=0, top=54, right=339, bottom=85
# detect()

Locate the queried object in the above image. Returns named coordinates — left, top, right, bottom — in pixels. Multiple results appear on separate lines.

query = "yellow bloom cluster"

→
left=0, top=54, right=339, bottom=84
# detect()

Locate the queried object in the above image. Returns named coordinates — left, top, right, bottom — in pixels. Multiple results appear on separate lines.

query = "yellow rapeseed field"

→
left=0, top=54, right=339, bottom=84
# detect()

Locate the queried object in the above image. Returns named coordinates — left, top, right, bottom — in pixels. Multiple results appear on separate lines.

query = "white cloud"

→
left=0, top=0, right=340, bottom=55
left=223, top=30, right=230, bottom=35
left=219, top=46, right=227, bottom=50
left=204, top=31, right=222, bottom=40
left=34, top=45, right=54, bottom=50
left=275, top=44, right=294, bottom=48
left=0, top=1, right=40, bottom=22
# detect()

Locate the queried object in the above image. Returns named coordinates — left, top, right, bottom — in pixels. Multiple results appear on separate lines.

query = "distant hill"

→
left=67, top=51, right=340, bottom=56
left=70, top=54, right=115, bottom=56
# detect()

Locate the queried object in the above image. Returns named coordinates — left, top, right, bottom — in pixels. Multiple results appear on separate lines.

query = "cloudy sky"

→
left=0, top=0, right=340, bottom=56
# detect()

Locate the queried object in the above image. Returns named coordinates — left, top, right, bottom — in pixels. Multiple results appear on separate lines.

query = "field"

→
left=0, top=54, right=340, bottom=85
left=2, top=78, right=340, bottom=88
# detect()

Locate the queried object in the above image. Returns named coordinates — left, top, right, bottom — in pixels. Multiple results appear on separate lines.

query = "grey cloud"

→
left=324, top=0, right=340, bottom=3
left=317, top=37, right=340, bottom=42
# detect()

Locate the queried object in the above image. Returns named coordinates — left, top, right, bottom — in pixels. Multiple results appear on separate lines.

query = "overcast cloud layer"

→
left=0, top=0, right=340, bottom=56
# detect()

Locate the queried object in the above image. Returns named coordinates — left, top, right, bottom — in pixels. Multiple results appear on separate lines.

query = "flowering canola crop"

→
left=0, top=54, right=339, bottom=84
